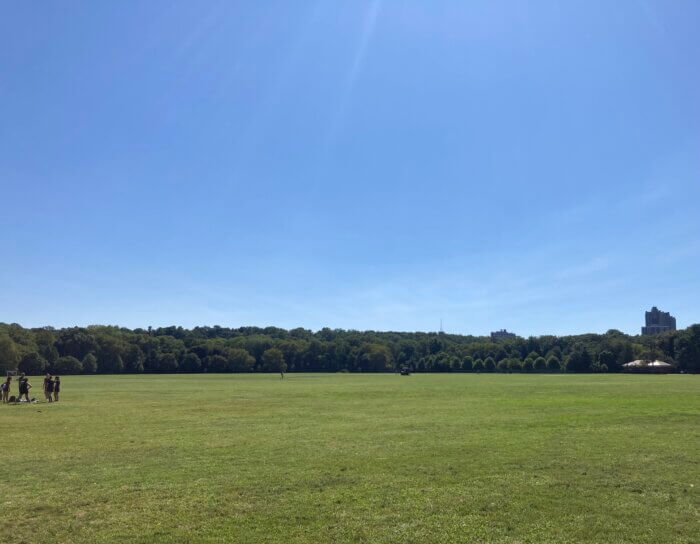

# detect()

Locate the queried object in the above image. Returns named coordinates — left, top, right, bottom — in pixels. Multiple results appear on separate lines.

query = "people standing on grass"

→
left=1, top=374, right=62, bottom=405
left=53, top=377, right=60, bottom=402
left=1, top=377, right=10, bottom=403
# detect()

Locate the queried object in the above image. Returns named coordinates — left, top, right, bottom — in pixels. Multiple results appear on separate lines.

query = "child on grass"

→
left=1, top=377, right=10, bottom=403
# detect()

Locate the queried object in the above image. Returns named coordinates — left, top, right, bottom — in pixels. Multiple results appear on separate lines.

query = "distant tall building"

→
left=641, top=306, right=676, bottom=335
left=491, top=329, right=516, bottom=340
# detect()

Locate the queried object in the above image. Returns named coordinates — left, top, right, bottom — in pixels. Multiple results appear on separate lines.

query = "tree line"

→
left=0, top=323, right=698, bottom=375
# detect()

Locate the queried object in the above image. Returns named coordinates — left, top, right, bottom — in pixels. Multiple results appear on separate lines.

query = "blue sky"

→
left=2, top=1, right=699, bottom=336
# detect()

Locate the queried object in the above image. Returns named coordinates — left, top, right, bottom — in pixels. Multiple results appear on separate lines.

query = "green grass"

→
left=1, top=374, right=698, bottom=543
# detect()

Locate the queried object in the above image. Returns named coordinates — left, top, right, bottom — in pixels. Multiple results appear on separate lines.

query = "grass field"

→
left=1, top=374, right=698, bottom=543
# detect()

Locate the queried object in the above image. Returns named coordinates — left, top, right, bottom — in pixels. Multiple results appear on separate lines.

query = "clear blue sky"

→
left=2, top=1, right=699, bottom=336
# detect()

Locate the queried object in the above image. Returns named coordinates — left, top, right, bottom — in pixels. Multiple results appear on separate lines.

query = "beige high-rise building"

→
left=641, top=306, right=676, bottom=335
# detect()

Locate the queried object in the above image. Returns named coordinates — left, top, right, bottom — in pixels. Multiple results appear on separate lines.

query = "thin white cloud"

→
left=326, top=0, right=382, bottom=143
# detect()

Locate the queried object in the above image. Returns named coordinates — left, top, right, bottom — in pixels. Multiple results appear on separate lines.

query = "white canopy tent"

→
left=622, top=360, right=674, bottom=373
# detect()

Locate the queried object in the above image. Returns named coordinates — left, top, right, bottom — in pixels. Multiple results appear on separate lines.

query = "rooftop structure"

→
left=641, top=306, right=676, bottom=336
left=491, top=329, right=516, bottom=341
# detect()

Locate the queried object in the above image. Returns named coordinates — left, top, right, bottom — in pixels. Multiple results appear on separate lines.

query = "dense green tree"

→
left=545, top=347, right=563, bottom=362
left=81, top=353, right=97, bottom=373
left=96, top=337, right=125, bottom=374
left=180, top=352, right=202, bottom=373
left=484, top=357, right=496, bottom=372
left=597, top=350, right=615, bottom=367
left=461, top=356, right=473, bottom=372
left=227, top=348, right=255, bottom=372
left=277, top=340, right=304, bottom=372
left=522, top=359, right=534, bottom=372
left=473, top=359, right=484, bottom=372
left=18, top=352, right=47, bottom=375
left=6, top=324, right=35, bottom=353
left=142, top=336, right=184, bottom=372
left=206, top=355, right=229, bottom=373
left=546, top=356, right=560, bottom=372
left=0, top=334, right=20, bottom=373
left=157, top=336, right=186, bottom=357
left=396, top=340, right=419, bottom=369
left=494, top=346, right=508, bottom=362
left=509, top=359, right=522, bottom=372
left=432, top=353, right=450, bottom=372
left=53, top=356, right=83, bottom=375
left=615, top=343, right=636, bottom=369
left=533, top=356, right=547, bottom=372
left=35, top=329, right=59, bottom=366
left=262, top=348, right=286, bottom=373
left=357, top=344, right=393, bottom=372
left=675, top=325, right=700, bottom=372
left=55, top=329, right=99, bottom=360
left=245, top=336, right=274, bottom=366
left=157, top=352, right=179, bottom=373
left=428, top=337, right=443, bottom=355
left=0, top=322, right=695, bottom=376
left=565, top=344, right=592, bottom=372
left=123, top=344, right=145, bottom=373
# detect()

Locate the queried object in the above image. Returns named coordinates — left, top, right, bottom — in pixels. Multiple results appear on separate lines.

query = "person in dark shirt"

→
left=46, top=377, right=55, bottom=402
left=43, top=373, right=53, bottom=402
left=53, top=377, right=61, bottom=402
left=1, top=377, right=10, bottom=403
left=18, top=377, right=31, bottom=402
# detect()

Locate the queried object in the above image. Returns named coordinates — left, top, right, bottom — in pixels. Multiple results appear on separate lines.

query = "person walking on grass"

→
left=1, top=377, right=10, bottom=403
left=53, top=377, right=60, bottom=402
